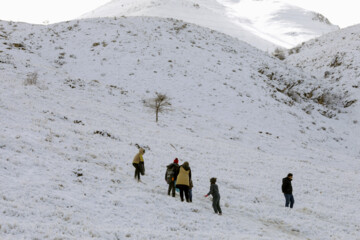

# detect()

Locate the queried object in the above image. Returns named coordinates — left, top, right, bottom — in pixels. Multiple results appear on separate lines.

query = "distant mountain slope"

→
left=0, top=17, right=355, bottom=155
left=218, top=0, right=339, bottom=48
left=285, top=24, right=360, bottom=115
left=81, top=0, right=339, bottom=51
left=0, top=17, right=358, bottom=239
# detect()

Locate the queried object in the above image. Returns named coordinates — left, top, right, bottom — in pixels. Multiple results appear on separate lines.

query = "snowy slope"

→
left=218, top=0, right=339, bottom=49
left=285, top=24, right=360, bottom=131
left=0, top=17, right=359, bottom=239
left=80, top=0, right=339, bottom=51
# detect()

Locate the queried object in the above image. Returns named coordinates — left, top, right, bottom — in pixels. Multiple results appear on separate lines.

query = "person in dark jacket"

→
left=175, top=161, right=191, bottom=202
left=205, top=177, right=222, bottom=215
left=282, top=173, right=294, bottom=208
left=165, top=158, right=180, bottom=197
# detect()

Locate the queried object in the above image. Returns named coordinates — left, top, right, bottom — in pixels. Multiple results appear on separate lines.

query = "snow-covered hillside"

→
left=285, top=24, right=360, bottom=124
left=80, top=0, right=339, bottom=51
left=0, top=17, right=359, bottom=239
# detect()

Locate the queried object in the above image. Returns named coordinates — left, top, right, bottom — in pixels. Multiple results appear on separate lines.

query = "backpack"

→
left=166, top=165, right=175, bottom=184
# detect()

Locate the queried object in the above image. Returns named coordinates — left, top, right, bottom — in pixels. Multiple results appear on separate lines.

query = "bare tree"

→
left=144, top=93, right=172, bottom=122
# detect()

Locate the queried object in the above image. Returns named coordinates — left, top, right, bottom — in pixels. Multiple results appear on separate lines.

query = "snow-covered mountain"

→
left=285, top=24, right=360, bottom=116
left=0, top=17, right=358, bottom=239
left=81, top=0, right=339, bottom=51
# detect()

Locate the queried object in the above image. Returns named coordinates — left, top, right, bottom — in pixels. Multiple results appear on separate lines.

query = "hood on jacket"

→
left=181, top=161, right=190, bottom=171
left=210, top=177, right=217, bottom=184
left=139, top=148, right=145, bottom=155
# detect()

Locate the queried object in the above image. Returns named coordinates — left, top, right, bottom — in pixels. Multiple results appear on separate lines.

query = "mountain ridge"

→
left=80, top=0, right=339, bottom=51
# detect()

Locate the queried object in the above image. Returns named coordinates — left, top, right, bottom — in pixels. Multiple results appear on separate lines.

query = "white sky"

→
left=281, top=0, right=360, bottom=28
left=0, top=0, right=110, bottom=24
left=0, top=0, right=359, bottom=28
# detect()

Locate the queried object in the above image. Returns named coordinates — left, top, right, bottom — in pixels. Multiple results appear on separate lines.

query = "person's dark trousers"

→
left=213, top=196, right=222, bottom=214
left=133, top=163, right=140, bottom=180
left=189, top=189, right=192, bottom=202
left=168, top=181, right=176, bottom=197
left=178, top=185, right=190, bottom=202
left=284, top=194, right=294, bottom=208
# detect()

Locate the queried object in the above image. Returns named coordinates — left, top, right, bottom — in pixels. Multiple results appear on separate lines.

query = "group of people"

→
left=164, top=157, right=222, bottom=215
left=133, top=147, right=294, bottom=215
left=165, top=158, right=193, bottom=202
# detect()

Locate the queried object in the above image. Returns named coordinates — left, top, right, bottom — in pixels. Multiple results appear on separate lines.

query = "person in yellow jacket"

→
left=133, top=148, right=145, bottom=182
left=175, top=161, right=192, bottom=202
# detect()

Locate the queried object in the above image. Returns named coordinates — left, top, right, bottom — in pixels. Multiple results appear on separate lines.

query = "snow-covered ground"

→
left=0, top=17, right=359, bottom=239
left=80, top=0, right=339, bottom=51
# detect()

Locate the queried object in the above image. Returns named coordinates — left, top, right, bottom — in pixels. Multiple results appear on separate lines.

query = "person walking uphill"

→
left=175, top=161, right=191, bottom=202
left=165, top=158, right=180, bottom=197
left=282, top=173, right=295, bottom=208
left=205, top=177, right=222, bottom=215
left=133, top=148, right=145, bottom=182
